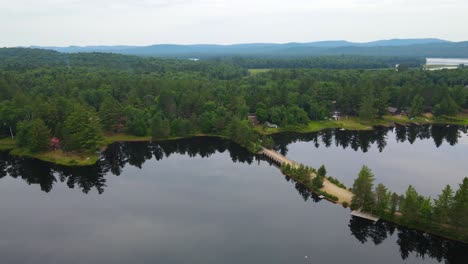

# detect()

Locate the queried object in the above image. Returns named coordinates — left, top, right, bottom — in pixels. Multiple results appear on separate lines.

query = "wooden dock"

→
left=351, top=210, right=380, bottom=222
left=259, top=147, right=299, bottom=167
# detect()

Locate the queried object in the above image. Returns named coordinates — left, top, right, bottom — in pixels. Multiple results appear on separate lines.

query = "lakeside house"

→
left=247, top=113, right=259, bottom=125
left=332, top=111, right=341, bottom=121
left=387, top=107, right=399, bottom=115
left=265, top=122, right=278, bottom=128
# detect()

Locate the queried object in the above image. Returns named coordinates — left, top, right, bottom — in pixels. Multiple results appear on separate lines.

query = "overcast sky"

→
left=1, top=0, right=467, bottom=46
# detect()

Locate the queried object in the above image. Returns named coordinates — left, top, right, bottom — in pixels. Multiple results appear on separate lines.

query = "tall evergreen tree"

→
left=359, top=96, right=376, bottom=120
left=409, top=95, right=424, bottom=117
left=351, top=165, right=375, bottom=211
left=451, top=178, right=468, bottom=228
left=317, top=165, right=327, bottom=177
left=374, top=183, right=390, bottom=214
left=400, top=185, right=420, bottom=220
left=433, top=185, right=454, bottom=223
left=99, top=96, right=123, bottom=132
left=16, top=119, right=50, bottom=152
left=62, top=107, right=103, bottom=151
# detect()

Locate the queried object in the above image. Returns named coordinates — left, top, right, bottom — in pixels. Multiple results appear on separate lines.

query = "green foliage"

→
left=374, top=183, right=390, bottom=214
left=16, top=119, right=50, bottom=152
left=410, top=95, right=424, bottom=117
left=260, top=136, right=274, bottom=149
left=451, top=178, right=468, bottom=228
left=311, top=175, right=324, bottom=190
left=351, top=165, right=375, bottom=211
left=62, top=107, right=103, bottom=151
left=151, top=114, right=171, bottom=139
left=390, top=192, right=400, bottom=216
left=227, top=119, right=258, bottom=150
left=317, top=165, right=327, bottom=177
left=433, top=95, right=459, bottom=116
left=280, top=164, right=314, bottom=186
left=99, top=96, right=124, bottom=132
left=170, top=118, right=194, bottom=137
left=359, top=96, right=376, bottom=120
left=433, top=185, right=454, bottom=223
left=125, top=107, right=148, bottom=136
left=400, top=185, right=420, bottom=220
left=255, top=108, right=268, bottom=123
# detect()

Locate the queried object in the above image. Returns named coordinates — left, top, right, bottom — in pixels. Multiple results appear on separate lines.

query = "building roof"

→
left=387, top=107, right=398, bottom=113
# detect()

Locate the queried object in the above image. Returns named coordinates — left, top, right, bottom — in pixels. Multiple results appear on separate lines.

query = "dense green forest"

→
left=0, top=48, right=467, bottom=155
left=351, top=166, right=468, bottom=241
left=211, top=56, right=424, bottom=69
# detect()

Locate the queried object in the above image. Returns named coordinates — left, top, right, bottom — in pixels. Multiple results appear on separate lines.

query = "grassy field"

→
left=0, top=138, right=15, bottom=151
left=102, top=133, right=151, bottom=145
left=255, top=117, right=382, bottom=135
left=248, top=68, right=271, bottom=75
left=255, top=114, right=468, bottom=135
left=9, top=148, right=100, bottom=166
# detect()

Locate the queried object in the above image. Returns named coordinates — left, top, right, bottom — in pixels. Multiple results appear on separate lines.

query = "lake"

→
left=0, top=133, right=467, bottom=263
left=426, top=58, right=468, bottom=66
left=273, top=125, right=468, bottom=197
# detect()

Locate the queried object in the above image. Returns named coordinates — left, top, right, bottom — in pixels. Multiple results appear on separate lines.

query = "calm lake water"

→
left=0, top=133, right=467, bottom=263
left=273, top=125, right=468, bottom=197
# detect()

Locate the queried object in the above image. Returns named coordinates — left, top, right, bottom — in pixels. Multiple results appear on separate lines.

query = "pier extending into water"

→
left=259, top=147, right=298, bottom=167
left=259, top=147, right=355, bottom=206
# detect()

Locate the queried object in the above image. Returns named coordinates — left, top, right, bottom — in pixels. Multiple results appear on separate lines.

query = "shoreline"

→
left=1, top=115, right=467, bottom=166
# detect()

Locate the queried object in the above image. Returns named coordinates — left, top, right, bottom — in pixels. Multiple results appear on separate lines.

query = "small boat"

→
left=318, top=195, right=325, bottom=199
left=340, top=128, right=345, bottom=131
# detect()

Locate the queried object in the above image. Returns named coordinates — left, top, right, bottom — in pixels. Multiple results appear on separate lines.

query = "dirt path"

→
left=321, top=179, right=353, bottom=204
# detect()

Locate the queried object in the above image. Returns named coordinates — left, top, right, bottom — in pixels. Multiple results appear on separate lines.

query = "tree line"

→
left=351, top=166, right=468, bottom=241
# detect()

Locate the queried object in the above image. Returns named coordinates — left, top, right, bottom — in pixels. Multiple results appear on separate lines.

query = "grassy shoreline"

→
left=1, top=115, right=467, bottom=166
left=254, top=114, right=468, bottom=135
left=1, top=133, right=230, bottom=166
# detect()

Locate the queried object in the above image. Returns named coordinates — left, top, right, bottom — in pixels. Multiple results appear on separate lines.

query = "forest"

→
left=351, top=166, right=468, bottom=242
left=0, top=48, right=468, bottom=157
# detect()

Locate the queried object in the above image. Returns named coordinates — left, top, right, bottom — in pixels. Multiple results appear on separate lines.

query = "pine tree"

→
left=312, top=175, right=324, bottom=190
left=433, top=185, right=454, bottom=223
left=390, top=192, right=400, bottom=215
left=351, top=165, right=375, bottom=211
left=16, top=119, right=50, bottom=152
left=99, top=96, right=123, bottom=132
left=400, top=185, right=420, bottom=220
left=29, top=119, right=50, bottom=152
left=63, top=107, right=103, bottom=151
left=317, top=164, right=327, bottom=177
left=409, top=95, right=424, bottom=117
left=359, top=96, right=376, bottom=120
left=451, top=178, right=468, bottom=228
left=374, top=183, right=390, bottom=214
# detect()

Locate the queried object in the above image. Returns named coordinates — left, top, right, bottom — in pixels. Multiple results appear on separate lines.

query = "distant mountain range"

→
left=31, top=38, right=468, bottom=58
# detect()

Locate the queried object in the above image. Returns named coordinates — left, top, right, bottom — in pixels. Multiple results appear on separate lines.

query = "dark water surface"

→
left=0, top=136, right=467, bottom=263
left=273, top=124, right=468, bottom=197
